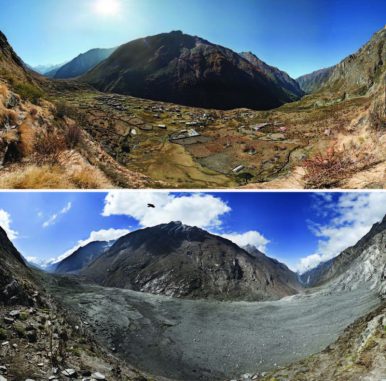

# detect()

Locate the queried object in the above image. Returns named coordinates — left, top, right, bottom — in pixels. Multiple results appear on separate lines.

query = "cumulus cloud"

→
left=52, top=228, right=131, bottom=264
left=102, top=192, right=231, bottom=229
left=43, top=202, right=72, bottom=228
left=296, top=192, right=386, bottom=273
left=221, top=231, right=270, bottom=253
left=0, top=209, right=18, bottom=240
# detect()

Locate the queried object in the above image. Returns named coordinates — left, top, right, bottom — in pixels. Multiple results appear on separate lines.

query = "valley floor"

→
left=47, top=278, right=381, bottom=381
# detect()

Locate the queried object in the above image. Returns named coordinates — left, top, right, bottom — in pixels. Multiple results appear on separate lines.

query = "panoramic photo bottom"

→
left=0, top=191, right=385, bottom=381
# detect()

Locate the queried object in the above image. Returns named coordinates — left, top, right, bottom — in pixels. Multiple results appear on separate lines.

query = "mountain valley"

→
left=0, top=28, right=384, bottom=189
left=1, top=213, right=386, bottom=380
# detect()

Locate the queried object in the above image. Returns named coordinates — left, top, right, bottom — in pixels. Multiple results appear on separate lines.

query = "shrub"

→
left=64, top=124, right=82, bottom=149
left=13, top=321, right=26, bottom=337
left=304, top=143, right=376, bottom=189
left=34, top=128, right=66, bottom=163
left=0, top=327, right=7, bottom=340
left=13, top=82, right=44, bottom=104
left=19, top=311, right=29, bottom=321
left=236, top=172, right=254, bottom=185
left=304, top=146, right=352, bottom=188
left=55, top=101, right=73, bottom=119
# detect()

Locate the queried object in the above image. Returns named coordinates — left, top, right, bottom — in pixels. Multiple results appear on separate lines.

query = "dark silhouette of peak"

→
left=82, top=31, right=303, bottom=110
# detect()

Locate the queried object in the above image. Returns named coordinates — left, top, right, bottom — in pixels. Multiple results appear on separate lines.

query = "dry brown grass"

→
left=0, top=129, right=18, bottom=144
left=0, top=165, right=72, bottom=189
left=70, top=167, right=111, bottom=189
left=18, top=121, right=35, bottom=156
left=0, top=83, right=8, bottom=101
left=0, top=109, right=18, bottom=126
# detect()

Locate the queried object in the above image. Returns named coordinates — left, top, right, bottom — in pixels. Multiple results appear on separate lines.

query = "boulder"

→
left=91, top=372, right=106, bottom=380
left=61, top=369, right=77, bottom=378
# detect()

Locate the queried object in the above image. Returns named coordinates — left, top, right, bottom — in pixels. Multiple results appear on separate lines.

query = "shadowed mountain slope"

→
left=240, top=51, right=304, bottom=99
left=54, top=240, right=113, bottom=274
left=82, top=31, right=302, bottom=111
left=53, top=47, right=116, bottom=79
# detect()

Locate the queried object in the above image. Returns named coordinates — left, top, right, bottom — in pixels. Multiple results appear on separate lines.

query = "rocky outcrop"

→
left=81, top=222, right=302, bottom=301
left=325, top=26, right=385, bottom=96
left=0, top=227, right=34, bottom=306
left=0, top=31, right=34, bottom=83
left=82, top=31, right=303, bottom=111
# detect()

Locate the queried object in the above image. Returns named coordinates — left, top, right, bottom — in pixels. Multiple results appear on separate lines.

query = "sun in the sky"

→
left=94, top=0, right=121, bottom=16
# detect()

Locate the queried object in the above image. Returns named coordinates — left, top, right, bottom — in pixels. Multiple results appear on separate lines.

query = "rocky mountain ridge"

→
left=82, top=31, right=302, bottom=110
left=240, top=51, right=304, bottom=99
left=300, top=215, right=386, bottom=295
left=82, top=221, right=302, bottom=301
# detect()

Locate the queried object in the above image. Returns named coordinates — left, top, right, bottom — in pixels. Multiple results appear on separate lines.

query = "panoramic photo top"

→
left=0, top=0, right=385, bottom=190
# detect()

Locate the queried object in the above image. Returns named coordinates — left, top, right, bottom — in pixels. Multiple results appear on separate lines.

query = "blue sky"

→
left=0, top=191, right=385, bottom=272
left=0, top=0, right=385, bottom=77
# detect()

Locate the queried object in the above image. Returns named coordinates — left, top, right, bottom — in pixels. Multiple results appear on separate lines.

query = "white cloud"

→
left=221, top=231, right=270, bottom=253
left=103, top=192, right=231, bottom=229
left=43, top=202, right=72, bottom=228
left=296, top=192, right=386, bottom=273
left=53, top=228, right=130, bottom=264
left=0, top=209, right=18, bottom=240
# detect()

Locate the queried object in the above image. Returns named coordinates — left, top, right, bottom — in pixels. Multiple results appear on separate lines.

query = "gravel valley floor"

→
left=47, top=280, right=381, bottom=381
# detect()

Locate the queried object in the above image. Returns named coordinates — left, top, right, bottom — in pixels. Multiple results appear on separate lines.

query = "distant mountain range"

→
left=49, top=47, right=117, bottom=79
left=296, top=67, right=334, bottom=93
left=30, top=62, right=65, bottom=76
left=54, top=240, right=114, bottom=274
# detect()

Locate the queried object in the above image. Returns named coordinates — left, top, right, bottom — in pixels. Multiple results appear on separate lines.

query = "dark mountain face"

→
left=300, top=215, right=386, bottom=291
left=240, top=52, right=304, bottom=100
left=54, top=241, right=113, bottom=274
left=53, top=47, right=116, bottom=79
left=0, top=227, right=35, bottom=305
left=81, top=222, right=302, bottom=301
left=82, top=31, right=302, bottom=111
left=296, top=67, right=334, bottom=94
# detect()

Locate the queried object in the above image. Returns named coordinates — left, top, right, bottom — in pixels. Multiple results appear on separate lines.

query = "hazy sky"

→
left=0, top=0, right=385, bottom=77
left=0, top=191, right=385, bottom=273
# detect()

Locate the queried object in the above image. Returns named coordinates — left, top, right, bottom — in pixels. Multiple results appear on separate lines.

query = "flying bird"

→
left=147, top=204, right=156, bottom=208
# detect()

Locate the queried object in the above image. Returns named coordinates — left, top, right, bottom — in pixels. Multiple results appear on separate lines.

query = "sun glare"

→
left=94, top=0, right=121, bottom=16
